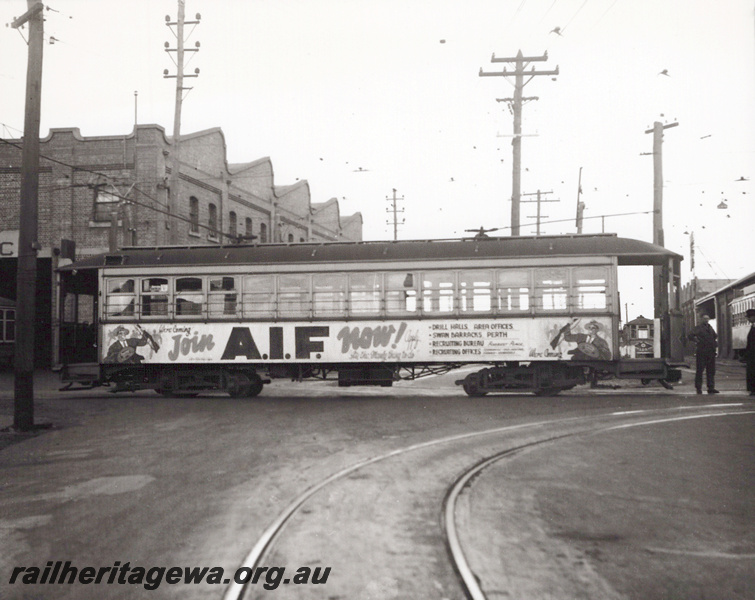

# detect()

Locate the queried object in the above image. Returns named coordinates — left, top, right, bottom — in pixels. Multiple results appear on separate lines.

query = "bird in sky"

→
left=658, top=69, right=670, bottom=76
left=736, top=176, right=749, bottom=181
left=353, top=167, right=369, bottom=172
left=550, top=26, right=562, bottom=36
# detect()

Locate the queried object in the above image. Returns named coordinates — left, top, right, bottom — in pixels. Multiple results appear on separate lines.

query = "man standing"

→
left=745, top=308, right=755, bottom=396
left=688, top=313, right=719, bottom=394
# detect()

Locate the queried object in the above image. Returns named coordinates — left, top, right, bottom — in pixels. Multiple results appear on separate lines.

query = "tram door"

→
left=58, top=270, right=98, bottom=365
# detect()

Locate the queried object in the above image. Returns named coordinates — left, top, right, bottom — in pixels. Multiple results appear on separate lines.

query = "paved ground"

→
left=0, top=358, right=751, bottom=599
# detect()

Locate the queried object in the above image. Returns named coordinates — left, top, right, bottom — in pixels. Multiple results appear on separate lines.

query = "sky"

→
left=1, top=0, right=754, bottom=317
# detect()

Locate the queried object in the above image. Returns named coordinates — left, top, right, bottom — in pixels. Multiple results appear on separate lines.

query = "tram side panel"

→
left=100, top=316, right=615, bottom=366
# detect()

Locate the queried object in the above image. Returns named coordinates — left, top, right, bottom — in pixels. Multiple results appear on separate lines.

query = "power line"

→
left=480, top=209, right=658, bottom=233
left=695, top=244, right=730, bottom=280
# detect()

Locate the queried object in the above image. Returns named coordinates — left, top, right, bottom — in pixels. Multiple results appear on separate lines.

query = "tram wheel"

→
left=246, top=374, right=264, bottom=398
left=462, top=379, right=488, bottom=397
left=534, top=387, right=562, bottom=396
left=227, top=371, right=251, bottom=398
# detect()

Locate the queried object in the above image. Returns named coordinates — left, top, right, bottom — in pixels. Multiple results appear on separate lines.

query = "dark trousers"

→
left=695, top=351, right=716, bottom=391
left=747, top=357, right=755, bottom=393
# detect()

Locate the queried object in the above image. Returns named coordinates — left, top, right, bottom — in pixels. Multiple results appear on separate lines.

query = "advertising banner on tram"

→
left=101, top=316, right=614, bottom=365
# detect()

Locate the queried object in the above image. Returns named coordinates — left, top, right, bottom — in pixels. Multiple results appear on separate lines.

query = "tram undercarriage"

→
left=455, top=359, right=683, bottom=396
left=60, top=357, right=683, bottom=398
left=60, top=363, right=270, bottom=398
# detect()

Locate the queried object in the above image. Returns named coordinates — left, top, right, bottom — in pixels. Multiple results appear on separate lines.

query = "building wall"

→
left=0, top=124, right=363, bottom=365
left=0, top=124, right=362, bottom=255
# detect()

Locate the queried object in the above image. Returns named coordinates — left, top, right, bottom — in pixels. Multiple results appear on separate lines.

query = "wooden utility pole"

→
left=645, top=120, right=678, bottom=318
left=11, top=1, right=44, bottom=431
left=480, top=50, right=558, bottom=236
left=164, top=1, right=200, bottom=245
left=385, top=188, right=405, bottom=241
left=522, top=190, right=559, bottom=235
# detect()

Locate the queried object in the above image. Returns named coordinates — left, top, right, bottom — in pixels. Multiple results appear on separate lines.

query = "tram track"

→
left=224, top=402, right=753, bottom=600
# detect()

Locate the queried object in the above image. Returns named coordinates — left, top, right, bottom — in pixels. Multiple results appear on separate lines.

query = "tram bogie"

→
left=457, top=363, right=586, bottom=396
left=96, top=364, right=269, bottom=397
left=54, top=234, right=686, bottom=397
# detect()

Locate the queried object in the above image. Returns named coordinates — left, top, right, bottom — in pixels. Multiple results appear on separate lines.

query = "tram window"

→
left=175, top=277, right=204, bottom=317
left=313, top=274, right=347, bottom=317
left=349, top=273, right=382, bottom=315
left=209, top=276, right=238, bottom=317
left=422, top=272, right=454, bottom=313
left=105, top=277, right=136, bottom=317
left=573, top=266, right=608, bottom=310
left=496, top=270, right=530, bottom=312
left=242, top=275, right=274, bottom=318
left=141, top=278, right=169, bottom=317
left=2, top=309, right=14, bottom=341
left=460, top=271, right=492, bottom=312
left=385, top=272, right=417, bottom=314
left=278, top=274, right=311, bottom=317
left=535, top=268, right=568, bottom=311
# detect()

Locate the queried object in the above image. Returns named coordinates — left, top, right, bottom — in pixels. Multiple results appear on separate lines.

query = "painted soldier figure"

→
left=105, top=326, right=148, bottom=364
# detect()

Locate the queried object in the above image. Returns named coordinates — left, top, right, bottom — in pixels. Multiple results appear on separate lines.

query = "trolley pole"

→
left=480, top=50, right=558, bottom=236
left=575, top=167, right=585, bottom=233
left=11, top=1, right=44, bottom=431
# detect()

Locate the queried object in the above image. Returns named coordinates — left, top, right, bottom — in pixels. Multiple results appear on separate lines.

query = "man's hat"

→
left=746, top=308, right=755, bottom=318
left=585, top=320, right=602, bottom=331
left=113, top=326, right=129, bottom=335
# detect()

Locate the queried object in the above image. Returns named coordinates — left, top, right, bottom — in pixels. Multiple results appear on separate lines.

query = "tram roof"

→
left=59, top=234, right=681, bottom=272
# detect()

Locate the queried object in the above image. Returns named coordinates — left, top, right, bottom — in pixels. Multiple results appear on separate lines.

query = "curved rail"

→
left=442, top=406, right=754, bottom=600
left=224, top=403, right=751, bottom=600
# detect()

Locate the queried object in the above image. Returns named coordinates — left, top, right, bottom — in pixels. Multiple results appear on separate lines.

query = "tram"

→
left=55, top=234, right=686, bottom=396
left=731, top=284, right=755, bottom=358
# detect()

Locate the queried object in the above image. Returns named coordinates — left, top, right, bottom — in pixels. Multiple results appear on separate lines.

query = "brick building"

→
left=0, top=124, right=363, bottom=365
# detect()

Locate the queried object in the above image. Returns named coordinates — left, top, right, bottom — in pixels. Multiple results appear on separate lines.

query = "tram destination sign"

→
left=101, top=317, right=614, bottom=365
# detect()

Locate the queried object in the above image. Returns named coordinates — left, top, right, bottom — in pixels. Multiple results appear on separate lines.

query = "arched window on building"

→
left=260, top=222, right=267, bottom=243
left=189, top=197, right=199, bottom=234
left=245, top=217, right=252, bottom=239
left=229, top=211, right=237, bottom=239
left=208, top=203, right=218, bottom=239
left=288, top=233, right=294, bottom=243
